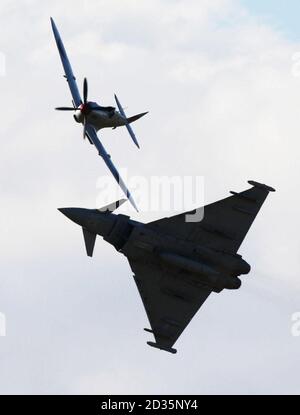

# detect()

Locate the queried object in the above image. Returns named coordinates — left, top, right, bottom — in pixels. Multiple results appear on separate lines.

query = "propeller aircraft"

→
left=51, top=17, right=147, bottom=210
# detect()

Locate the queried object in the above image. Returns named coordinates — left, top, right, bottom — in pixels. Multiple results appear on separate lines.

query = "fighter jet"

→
left=59, top=180, right=275, bottom=354
left=51, top=17, right=147, bottom=210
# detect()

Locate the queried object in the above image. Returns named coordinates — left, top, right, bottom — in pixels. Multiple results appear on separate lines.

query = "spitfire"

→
left=55, top=77, right=148, bottom=147
left=51, top=17, right=148, bottom=210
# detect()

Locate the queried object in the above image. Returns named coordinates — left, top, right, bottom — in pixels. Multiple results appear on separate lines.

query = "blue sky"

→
left=241, top=0, right=300, bottom=40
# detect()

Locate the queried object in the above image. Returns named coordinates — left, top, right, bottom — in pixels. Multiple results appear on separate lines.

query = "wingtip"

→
left=50, top=16, right=57, bottom=33
left=130, top=198, right=139, bottom=212
left=147, top=342, right=177, bottom=354
left=248, top=180, right=276, bottom=192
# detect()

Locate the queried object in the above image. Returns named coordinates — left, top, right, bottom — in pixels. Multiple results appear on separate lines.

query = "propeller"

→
left=55, top=78, right=89, bottom=139
left=55, top=107, right=76, bottom=111
left=83, top=77, right=88, bottom=104
left=81, top=77, right=89, bottom=139
left=83, top=115, right=87, bottom=140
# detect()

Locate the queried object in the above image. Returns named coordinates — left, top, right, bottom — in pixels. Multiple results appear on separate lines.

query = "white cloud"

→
left=0, top=0, right=299, bottom=394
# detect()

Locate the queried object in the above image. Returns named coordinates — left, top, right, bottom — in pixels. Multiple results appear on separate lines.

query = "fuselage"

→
left=59, top=207, right=250, bottom=293
left=74, top=101, right=127, bottom=131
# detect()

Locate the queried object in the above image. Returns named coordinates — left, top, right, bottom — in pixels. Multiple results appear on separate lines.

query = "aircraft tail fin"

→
left=126, top=112, right=148, bottom=124
left=82, top=199, right=127, bottom=256
left=82, top=228, right=96, bottom=257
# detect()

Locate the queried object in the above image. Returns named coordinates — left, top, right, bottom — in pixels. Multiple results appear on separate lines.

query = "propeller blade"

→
left=83, top=78, right=88, bottom=104
left=83, top=116, right=87, bottom=139
left=55, top=107, right=76, bottom=111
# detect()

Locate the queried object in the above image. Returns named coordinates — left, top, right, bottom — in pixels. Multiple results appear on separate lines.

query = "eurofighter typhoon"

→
left=59, top=180, right=275, bottom=354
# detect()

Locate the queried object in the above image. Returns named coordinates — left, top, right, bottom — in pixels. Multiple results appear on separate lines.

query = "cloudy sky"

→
left=0, top=0, right=300, bottom=394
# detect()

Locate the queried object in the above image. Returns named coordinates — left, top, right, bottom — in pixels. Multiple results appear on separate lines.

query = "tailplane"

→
left=114, top=94, right=148, bottom=149
left=126, top=112, right=148, bottom=124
